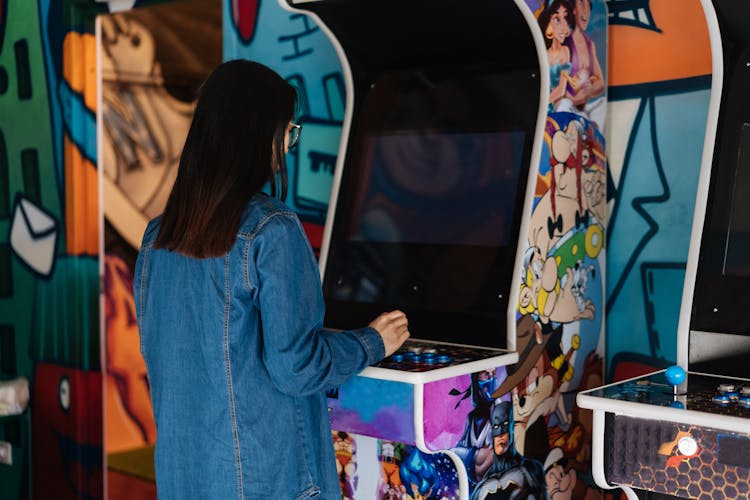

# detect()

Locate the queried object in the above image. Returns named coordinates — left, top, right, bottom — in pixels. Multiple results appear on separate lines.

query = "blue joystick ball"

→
left=665, top=365, right=686, bottom=386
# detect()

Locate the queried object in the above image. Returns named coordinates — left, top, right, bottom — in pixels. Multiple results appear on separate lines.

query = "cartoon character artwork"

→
left=400, top=449, right=438, bottom=500
left=570, top=260, right=596, bottom=315
left=378, top=440, right=406, bottom=499
left=531, top=0, right=607, bottom=129
left=548, top=351, right=606, bottom=499
left=564, top=0, right=606, bottom=129
left=449, top=369, right=497, bottom=486
left=522, top=117, right=605, bottom=335
left=492, top=316, right=577, bottom=458
left=470, top=401, right=546, bottom=500
left=398, top=447, right=456, bottom=500
left=531, top=117, right=606, bottom=257
left=334, top=431, right=358, bottom=500
left=100, top=12, right=205, bottom=249
left=543, top=447, right=577, bottom=500
left=537, top=0, right=576, bottom=113
left=511, top=111, right=605, bottom=496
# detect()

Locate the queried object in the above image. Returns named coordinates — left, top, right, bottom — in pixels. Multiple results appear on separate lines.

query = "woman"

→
left=538, top=0, right=578, bottom=112
left=135, top=59, right=409, bottom=499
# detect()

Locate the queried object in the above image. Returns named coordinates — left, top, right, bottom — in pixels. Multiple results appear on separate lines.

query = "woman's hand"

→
left=369, top=310, right=410, bottom=356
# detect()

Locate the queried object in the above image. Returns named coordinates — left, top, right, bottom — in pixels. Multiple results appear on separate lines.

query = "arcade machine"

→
left=577, top=0, right=750, bottom=498
left=282, top=0, right=550, bottom=498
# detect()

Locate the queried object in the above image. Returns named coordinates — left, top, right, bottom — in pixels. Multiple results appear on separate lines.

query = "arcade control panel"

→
left=373, top=339, right=509, bottom=372
left=590, top=369, right=750, bottom=416
left=578, top=368, right=750, bottom=499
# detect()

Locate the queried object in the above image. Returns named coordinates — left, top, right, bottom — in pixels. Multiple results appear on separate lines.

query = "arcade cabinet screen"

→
left=349, top=130, right=524, bottom=247
left=323, top=68, right=537, bottom=347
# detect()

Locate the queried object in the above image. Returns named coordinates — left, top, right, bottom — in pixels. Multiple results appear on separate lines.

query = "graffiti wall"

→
left=224, top=0, right=346, bottom=251
left=100, top=0, right=221, bottom=455
left=605, top=0, right=711, bottom=380
left=0, top=0, right=219, bottom=497
left=1, top=0, right=101, bottom=497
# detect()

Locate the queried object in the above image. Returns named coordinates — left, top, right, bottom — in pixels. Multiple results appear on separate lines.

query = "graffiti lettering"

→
left=278, top=14, right=318, bottom=61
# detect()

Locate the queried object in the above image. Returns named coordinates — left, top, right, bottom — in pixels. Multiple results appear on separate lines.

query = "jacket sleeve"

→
left=251, top=212, right=385, bottom=396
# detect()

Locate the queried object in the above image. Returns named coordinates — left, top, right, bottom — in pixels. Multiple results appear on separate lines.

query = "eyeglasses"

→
left=288, top=122, right=302, bottom=149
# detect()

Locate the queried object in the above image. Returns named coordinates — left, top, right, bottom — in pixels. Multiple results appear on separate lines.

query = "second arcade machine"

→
left=579, top=0, right=750, bottom=498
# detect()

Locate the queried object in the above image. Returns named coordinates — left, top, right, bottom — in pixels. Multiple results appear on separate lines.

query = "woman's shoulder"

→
left=238, top=193, right=299, bottom=239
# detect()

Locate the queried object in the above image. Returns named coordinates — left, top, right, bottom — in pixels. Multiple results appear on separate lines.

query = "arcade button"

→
left=739, top=387, right=750, bottom=408
left=717, top=383, right=739, bottom=401
left=436, top=354, right=453, bottom=364
left=677, top=436, right=698, bottom=456
left=712, top=392, right=732, bottom=405
left=664, top=365, right=686, bottom=386
left=390, top=353, right=405, bottom=362
left=664, top=365, right=686, bottom=396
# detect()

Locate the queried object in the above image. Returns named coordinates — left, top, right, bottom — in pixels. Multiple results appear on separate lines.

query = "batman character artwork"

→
left=470, top=401, right=546, bottom=500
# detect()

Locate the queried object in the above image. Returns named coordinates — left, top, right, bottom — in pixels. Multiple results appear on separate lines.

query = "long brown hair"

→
left=154, top=59, right=296, bottom=258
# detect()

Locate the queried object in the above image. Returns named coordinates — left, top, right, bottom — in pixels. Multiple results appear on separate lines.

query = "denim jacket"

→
left=134, top=194, right=385, bottom=499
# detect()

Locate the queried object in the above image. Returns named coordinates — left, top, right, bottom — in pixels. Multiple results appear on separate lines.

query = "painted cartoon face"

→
left=552, top=123, right=583, bottom=196
left=580, top=146, right=591, bottom=167
left=525, top=361, right=542, bottom=397
left=516, top=356, right=555, bottom=419
left=493, top=432, right=510, bottom=456
left=545, top=462, right=577, bottom=500
left=521, top=251, right=560, bottom=320
left=491, top=402, right=512, bottom=455
left=550, top=6, right=571, bottom=44
left=574, top=0, right=591, bottom=30
left=476, top=369, right=497, bottom=402
left=554, top=162, right=577, bottom=196
left=334, top=431, right=355, bottom=454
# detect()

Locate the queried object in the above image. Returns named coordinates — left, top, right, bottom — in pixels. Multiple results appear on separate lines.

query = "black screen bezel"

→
left=691, top=45, right=750, bottom=337
left=321, top=66, right=539, bottom=348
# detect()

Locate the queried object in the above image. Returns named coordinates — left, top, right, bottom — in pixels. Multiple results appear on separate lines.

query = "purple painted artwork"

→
left=423, top=366, right=509, bottom=450
left=328, top=376, right=416, bottom=444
